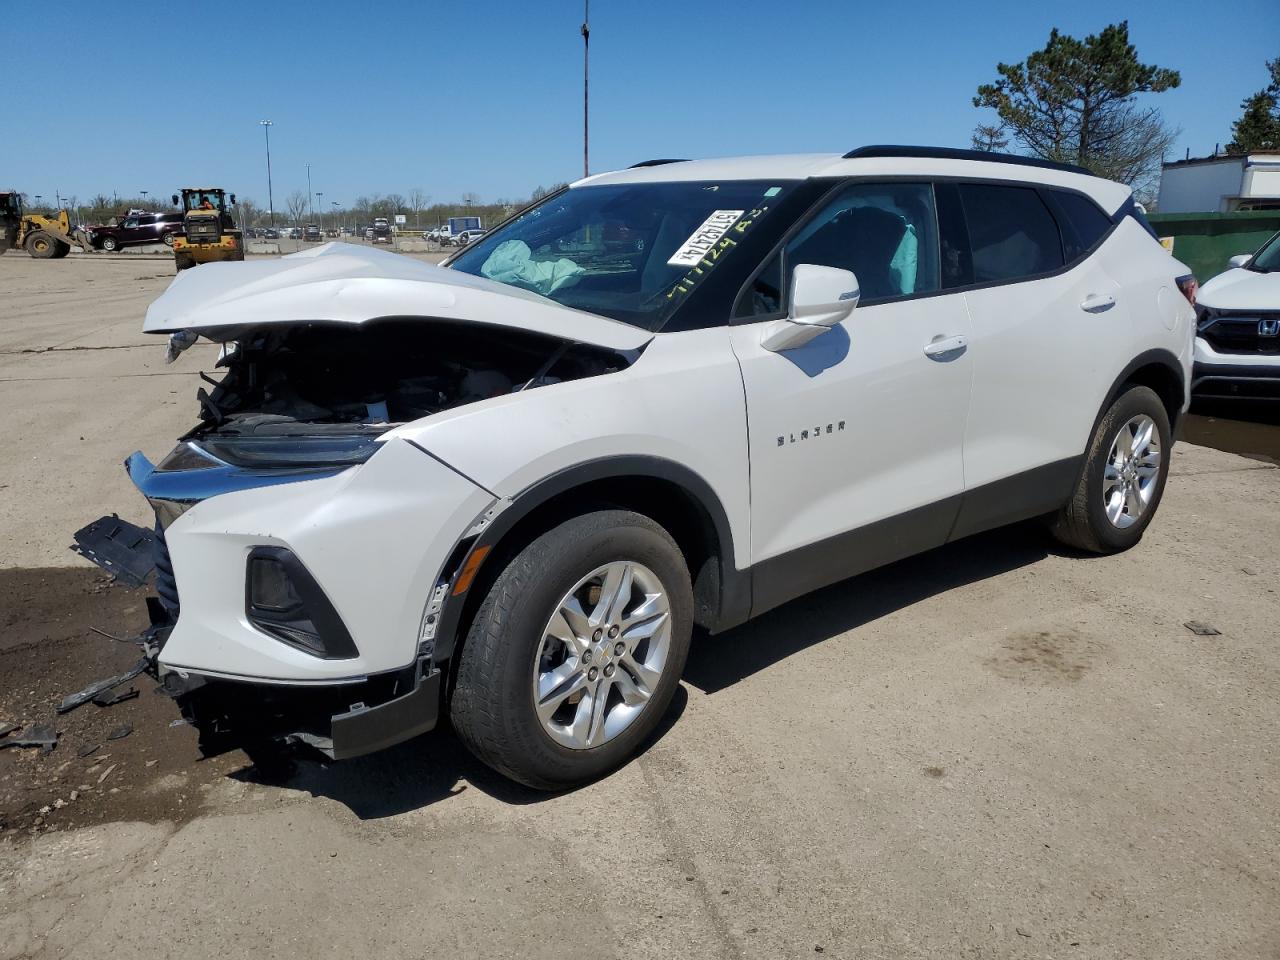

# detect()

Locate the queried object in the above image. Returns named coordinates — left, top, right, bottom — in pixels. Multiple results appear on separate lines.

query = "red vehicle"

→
left=89, top=212, right=185, bottom=251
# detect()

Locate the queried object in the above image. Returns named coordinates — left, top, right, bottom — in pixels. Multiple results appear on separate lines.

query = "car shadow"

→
left=234, top=523, right=1062, bottom=818
left=684, top=522, right=1056, bottom=694
left=233, top=685, right=689, bottom=819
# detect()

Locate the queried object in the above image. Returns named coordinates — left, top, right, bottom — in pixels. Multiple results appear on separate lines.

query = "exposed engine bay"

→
left=182, top=318, right=635, bottom=462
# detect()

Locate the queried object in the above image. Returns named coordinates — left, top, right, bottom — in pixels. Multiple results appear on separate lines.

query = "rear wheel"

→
left=174, top=253, right=195, bottom=271
left=26, top=231, right=59, bottom=258
left=450, top=510, right=693, bottom=790
left=1051, top=385, right=1171, bottom=553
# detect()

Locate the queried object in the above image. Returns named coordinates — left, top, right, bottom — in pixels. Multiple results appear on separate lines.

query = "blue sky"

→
left=8, top=0, right=1278, bottom=210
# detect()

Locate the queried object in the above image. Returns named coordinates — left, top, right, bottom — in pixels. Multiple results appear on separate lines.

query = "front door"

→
left=729, top=181, right=973, bottom=615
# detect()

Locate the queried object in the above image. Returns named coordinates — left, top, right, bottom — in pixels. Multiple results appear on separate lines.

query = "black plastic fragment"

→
left=93, top=687, right=139, bottom=708
left=71, top=514, right=156, bottom=587
left=58, top=657, right=151, bottom=714
left=106, top=723, right=133, bottom=741
left=78, top=743, right=101, bottom=758
left=0, top=723, right=57, bottom=755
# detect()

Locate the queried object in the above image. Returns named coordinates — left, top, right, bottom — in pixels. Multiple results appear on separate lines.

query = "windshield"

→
left=1250, top=231, right=1280, bottom=273
left=449, top=180, right=794, bottom=329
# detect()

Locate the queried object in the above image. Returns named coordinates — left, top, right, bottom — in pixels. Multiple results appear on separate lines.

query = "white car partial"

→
left=90, top=147, right=1197, bottom=789
left=1193, top=231, right=1280, bottom=400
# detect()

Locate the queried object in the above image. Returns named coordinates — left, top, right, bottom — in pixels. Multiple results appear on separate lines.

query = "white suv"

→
left=1193, top=230, right=1280, bottom=399
left=116, top=146, right=1196, bottom=788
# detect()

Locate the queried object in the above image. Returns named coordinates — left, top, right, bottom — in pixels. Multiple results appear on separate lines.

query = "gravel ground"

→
left=0, top=253, right=1277, bottom=959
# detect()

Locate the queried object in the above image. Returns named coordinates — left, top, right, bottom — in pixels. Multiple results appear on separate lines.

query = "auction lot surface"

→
left=1, top=253, right=1278, bottom=959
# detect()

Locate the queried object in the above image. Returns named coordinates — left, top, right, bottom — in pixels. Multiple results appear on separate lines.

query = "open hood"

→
left=143, top=242, right=653, bottom=352
left=1199, top=266, right=1280, bottom=312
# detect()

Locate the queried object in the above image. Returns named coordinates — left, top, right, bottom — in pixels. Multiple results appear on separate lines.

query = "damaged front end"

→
left=75, top=303, right=637, bottom=763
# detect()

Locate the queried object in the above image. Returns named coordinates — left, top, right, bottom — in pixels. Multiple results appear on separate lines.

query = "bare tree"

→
left=408, top=188, right=430, bottom=230
left=970, top=124, right=1008, bottom=152
left=286, top=190, right=308, bottom=227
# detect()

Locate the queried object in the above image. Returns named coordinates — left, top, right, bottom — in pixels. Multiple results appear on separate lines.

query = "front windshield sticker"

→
left=665, top=205, right=770, bottom=303
left=667, top=210, right=744, bottom=267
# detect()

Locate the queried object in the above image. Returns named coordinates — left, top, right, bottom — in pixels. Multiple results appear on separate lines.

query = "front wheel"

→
left=1050, top=384, right=1171, bottom=553
left=450, top=510, right=693, bottom=790
left=161, top=232, right=175, bottom=247
left=100, top=235, right=119, bottom=252
left=25, top=231, right=58, bottom=259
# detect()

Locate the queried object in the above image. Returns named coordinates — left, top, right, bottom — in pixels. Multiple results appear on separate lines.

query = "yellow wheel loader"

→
left=170, top=188, right=244, bottom=271
left=1, top=192, right=92, bottom=259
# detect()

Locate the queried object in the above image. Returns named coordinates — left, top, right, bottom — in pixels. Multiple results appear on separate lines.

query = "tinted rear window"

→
left=1048, top=190, right=1114, bottom=260
left=959, top=184, right=1064, bottom=283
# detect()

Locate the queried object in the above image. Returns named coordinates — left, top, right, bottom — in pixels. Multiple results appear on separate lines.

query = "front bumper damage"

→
left=71, top=436, right=488, bottom=762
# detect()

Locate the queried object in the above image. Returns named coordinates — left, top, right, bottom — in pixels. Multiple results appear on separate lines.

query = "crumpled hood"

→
left=143, top=242, right=652, bottom=351
left=1199, top=267, right=1280, bottom=312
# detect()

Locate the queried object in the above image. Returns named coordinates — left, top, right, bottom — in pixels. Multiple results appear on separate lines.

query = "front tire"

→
left=25, top=231, right=58, bottom=258
left=161, top=232, right=176, bottom=247
left=450, top=510, right=693, bottom=790
left=1051, top=385, right=1171, bottom=553
left=100, top=235, right=119, bottom=252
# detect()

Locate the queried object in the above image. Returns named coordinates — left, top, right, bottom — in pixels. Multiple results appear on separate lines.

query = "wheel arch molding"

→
left=1098, top=348, right=1187, bottom=437
left=428, top=455, right=749, bottom=668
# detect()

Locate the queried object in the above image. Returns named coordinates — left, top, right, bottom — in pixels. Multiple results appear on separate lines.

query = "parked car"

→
left=445, top=228, right=486, bottom=247
left=89, top=212, right=185, bottom=251
left=262, top=228, right=280, bottom=240
left=304, top=224, right=323, bottom=243
left=371, top=217, right=393, bottom=244
left=116, top=146, right=1195, bottom=790
left=1192, top=231, right=1280, bottom=399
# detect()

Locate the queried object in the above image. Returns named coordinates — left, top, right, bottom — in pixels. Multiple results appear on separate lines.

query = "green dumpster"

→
left=1147, top=211, right=1280, bottom=283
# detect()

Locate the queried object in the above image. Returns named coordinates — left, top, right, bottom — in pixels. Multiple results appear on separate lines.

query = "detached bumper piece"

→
left=163, top=660, right=441, bottom=761
left=71, top=515, right=156, bottom=587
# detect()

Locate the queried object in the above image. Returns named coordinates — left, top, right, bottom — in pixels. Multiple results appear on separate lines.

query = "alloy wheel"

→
left=532, top=561, right=672, bottom=750
left=1103, top=414, right=1161, bottom=529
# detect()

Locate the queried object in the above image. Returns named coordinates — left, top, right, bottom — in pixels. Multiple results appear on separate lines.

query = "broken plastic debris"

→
left=58, top=657, right=151, bottom=713
left=106, top=723, right=133, bottom=741
left=77, top=743, right=101, bottom=758
left=0, top=721, right=18, bottom=738
left=93, top=687, right=139, bottom=708
left=70, top=515, right=157, bottom=587
left=0, top=723, right=57, bottom=755
left=1183, top=621, right=1222, bottom=637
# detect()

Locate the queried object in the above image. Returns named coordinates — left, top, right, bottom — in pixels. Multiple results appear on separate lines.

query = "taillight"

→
left=1176, top=274, right=1198, bottom=306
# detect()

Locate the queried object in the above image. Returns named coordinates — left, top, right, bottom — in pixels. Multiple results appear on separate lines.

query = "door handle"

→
left=923, top=334, right=967, bottom=361
left=1080, top=293, right=1116, bottom=313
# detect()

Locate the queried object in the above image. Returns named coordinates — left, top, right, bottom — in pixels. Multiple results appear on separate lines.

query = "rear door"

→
left=948, top=181, right=1130, bottom=534
left=729, top=181, right=973, bottom=612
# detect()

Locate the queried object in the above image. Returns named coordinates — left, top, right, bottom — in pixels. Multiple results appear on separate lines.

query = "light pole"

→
left=332, top=201, right=340, bottom=234
left=139, top=190, right=148, bottom=206
left=315, top=191, right=323, bottom=231
left=581, top=0, right=590, bottom=178
left=306, top=163, right=313, bottom=224
left=260, top=120, right=275, bottom=227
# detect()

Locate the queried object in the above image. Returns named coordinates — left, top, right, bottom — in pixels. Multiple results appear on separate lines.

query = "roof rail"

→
left=629, top=158, right=689, bottom=168
left=842, top=145, right=1091, bottom=176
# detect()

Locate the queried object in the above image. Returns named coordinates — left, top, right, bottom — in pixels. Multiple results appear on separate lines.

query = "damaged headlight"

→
left=196, top=434, right=383, bottom=469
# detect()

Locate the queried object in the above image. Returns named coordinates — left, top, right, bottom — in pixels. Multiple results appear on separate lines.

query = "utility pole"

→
left=306, top=164, right=313, bottom=223
left=582, top=0, right=590, bottom=178
left=316, top=192, right=324, bottom=231
left=260, top=120, right=275, bottom=227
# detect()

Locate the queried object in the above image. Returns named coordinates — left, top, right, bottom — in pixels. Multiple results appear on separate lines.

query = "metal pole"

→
left=582, top=1, right=590, bottom=178
left=261, top=120, right=275, bottom=228
left=306, top=164, right=313, bottom=224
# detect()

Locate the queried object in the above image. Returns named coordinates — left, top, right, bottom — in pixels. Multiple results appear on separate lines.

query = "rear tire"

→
left=174, top=253, right=195, bottom=271
left=450, top=510, right=693, bottom=790
left=1051, top=385, right=1171, bottom=553
left=25, top=231, right=58, bottom=259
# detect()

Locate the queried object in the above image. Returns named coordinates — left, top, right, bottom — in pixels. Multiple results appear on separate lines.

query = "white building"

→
left=1157, top=152, right=1280, bottom=213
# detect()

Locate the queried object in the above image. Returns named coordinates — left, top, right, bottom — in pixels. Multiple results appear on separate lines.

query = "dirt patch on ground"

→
left=984, top=630, right=1103, bottom=684
left=0, top=567, right=249, bottom=840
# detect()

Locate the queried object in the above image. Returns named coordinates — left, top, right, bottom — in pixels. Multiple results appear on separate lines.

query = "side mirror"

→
left=761, top=264, right=859, bottom=352
left=1227, top=254, right=1252, bottom=269
left=171, top=194, right=179, bottom=206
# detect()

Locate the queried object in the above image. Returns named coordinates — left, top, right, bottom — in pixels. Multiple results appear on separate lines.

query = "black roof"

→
left=842, top=145, right=1091, bottom=176
left=629, top=158, right=690, bottom=168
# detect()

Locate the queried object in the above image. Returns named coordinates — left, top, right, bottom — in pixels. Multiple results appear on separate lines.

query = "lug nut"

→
left=608, top=625, right=619, bottom=639
left=588, top=667, right=599, bottom=681
left=603, top=664, right=615, bottom=678
left=582, top=650, right=592, bottom=665
left=614, top=641, right=625, bottom=656
left=592, top=628, right=603, bottom=642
